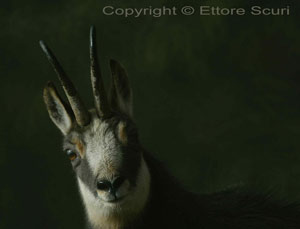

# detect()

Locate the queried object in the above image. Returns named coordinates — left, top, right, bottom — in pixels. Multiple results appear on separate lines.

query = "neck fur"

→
left=77, top=157, right=151, bottom=229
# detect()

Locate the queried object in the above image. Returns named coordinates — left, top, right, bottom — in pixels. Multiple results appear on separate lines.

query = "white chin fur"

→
left=77, top=157, right=151, bottom=228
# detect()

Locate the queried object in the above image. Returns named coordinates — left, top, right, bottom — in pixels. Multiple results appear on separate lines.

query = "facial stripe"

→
left=76, top=156, right=97, bottom=197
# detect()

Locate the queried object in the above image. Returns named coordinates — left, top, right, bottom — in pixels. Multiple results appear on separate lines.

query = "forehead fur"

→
left=64, top=110, right=118, bottom=143
left=79, top=111, right=123, bottom=177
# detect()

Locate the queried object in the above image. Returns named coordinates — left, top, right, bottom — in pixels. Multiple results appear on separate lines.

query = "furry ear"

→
left=109, top=59, right=133, bottom=118
left=43, top=81, right=73, bottom=135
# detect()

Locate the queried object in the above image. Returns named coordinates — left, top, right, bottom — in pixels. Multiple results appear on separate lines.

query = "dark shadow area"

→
left=0, top=0, right=299, bottom=227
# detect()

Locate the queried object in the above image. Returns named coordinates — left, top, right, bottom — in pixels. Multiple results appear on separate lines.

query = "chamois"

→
left=41, top=26, right=300, bottom=229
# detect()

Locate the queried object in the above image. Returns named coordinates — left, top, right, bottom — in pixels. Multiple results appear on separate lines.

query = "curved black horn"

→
left=90, top=26, right=111, bottom=118
left=39, top=40, right=90, bottom=127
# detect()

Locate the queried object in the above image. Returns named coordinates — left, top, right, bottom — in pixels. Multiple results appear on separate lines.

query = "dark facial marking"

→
left=111, top=117, right=142, bottom=187
left=76, top=158, right=98, bottom=197
left=64, top=136, right=98, bottom=196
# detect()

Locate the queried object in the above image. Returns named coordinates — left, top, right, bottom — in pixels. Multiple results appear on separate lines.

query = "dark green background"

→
left=1, top=0, right=300, bottom=228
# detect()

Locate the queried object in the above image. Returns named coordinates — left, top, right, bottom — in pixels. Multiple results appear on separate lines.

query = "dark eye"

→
left=66, top=149, right=77, bottom=161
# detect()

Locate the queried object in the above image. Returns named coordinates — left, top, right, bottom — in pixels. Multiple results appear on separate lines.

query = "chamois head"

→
left=40, top=26, right=150, bottom=225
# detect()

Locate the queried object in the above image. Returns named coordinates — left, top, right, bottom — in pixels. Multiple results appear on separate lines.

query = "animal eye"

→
left=66, top=149, right=77, bottom=161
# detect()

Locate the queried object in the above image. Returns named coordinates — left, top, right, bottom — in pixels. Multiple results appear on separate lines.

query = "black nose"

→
left=97, top=177, right=126, bottom=194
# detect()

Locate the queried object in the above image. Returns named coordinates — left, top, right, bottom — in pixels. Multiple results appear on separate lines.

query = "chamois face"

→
left=62, top=111, right=142, bottom=205
left=41, top=27, right=150, bottom=223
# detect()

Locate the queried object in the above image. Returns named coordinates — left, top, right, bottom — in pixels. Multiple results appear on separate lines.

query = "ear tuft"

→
left=43, top=81, right=73, bottom=135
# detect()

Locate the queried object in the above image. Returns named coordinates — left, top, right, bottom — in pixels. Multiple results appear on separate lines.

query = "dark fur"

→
left=115, top=150, right=300, bottom=229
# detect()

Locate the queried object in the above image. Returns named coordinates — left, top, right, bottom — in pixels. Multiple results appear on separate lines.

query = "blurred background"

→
left=1, top=0, right=299, bottom=228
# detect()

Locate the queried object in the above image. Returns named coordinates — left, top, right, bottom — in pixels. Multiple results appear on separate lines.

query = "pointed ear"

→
left=43, top=81, right=73, bottom=135
left=109, top=59, right=133, bottom=118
